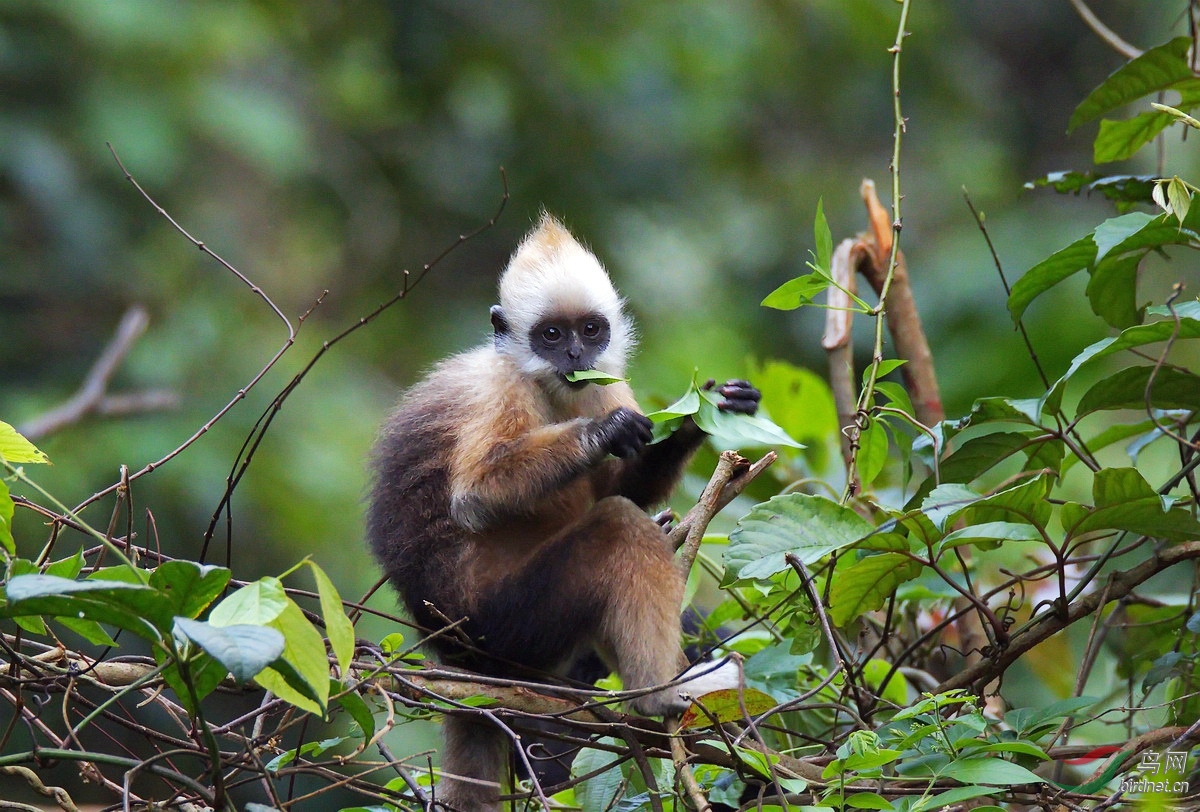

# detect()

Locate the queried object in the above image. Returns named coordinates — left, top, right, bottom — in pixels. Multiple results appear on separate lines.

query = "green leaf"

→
left=814, top=197, right=833, bottom=273
left=747, top=360, right=838, bottom=462
left=336, top=689, right=376, bottom=741
left=857, top=419, right=888, bottom=487
left=725, top=494, right=876, bottom=583
left=920, top=483, right=984, bottom=531
left=1068, top=37, right=1192, bottom=132
left=2, top=574, right=170, bottom=640
left=209, top=576, right=288, bottom=626
left=861, top=659, right=907, bottom=707
left=912, top=786, right=1000, bottom=812
left=828, top=553, right=921, bottom=627
left=0, top=421, right=49, bottom=465
left=935, top=521, right=1043, bottom=557
left=1076, top=366, right=1200, bottom=415
left=44, top=548, right=85, bottom=579
left=563, top=369, right=626, bottom=385
left=253, top=599, right=331, bottom=714
left=157, top=647, right=228, bottom=714
left=1094, top=110, right=1172, bottom=163
left=1044, top=300, right=1200, bottom=414
left=679, top=686, right=777, bottom=728
left=1063, top=467, right=1200, bottom=542
left=1003, top=696, right=1097, bottom=737
left=693, top=387, right=804, bottom=449
left=1085, top=253, right=1142, bottom=328
left=1024, top=171, right=1157, bottom=205
left=760, top=272, right=832, bottom=311
left=571, top=737, right=625, bottom=812
left=1007, top=235, right=1095, bottom=324
left=150, top=561, right=231, bottom=620
left=307, top=560, right=355, bottom=676
left=844, top=792, right=895, bottom=811
left=173, top=617, right=285, bottom=682
left=939, top=756, right=1044, bottom=786
left=0, top=479, right=13, bottom=555
left=936, top=432, right=1038, bottom=484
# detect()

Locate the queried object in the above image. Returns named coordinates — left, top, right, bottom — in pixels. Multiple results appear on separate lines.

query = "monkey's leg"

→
left=438, top=715, right=508, bottom=812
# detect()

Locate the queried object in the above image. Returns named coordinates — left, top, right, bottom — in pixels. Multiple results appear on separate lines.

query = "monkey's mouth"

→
left=561, top=373, right=591, bottom=390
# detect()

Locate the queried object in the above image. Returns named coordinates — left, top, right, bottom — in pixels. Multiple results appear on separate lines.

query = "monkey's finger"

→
left=701, top=378, right=717, bottom=391
left=716, top=381, right=761, bottom=414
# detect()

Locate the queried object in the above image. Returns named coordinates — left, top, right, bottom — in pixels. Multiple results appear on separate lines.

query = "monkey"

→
left=365, top=213, right=760, bottom=812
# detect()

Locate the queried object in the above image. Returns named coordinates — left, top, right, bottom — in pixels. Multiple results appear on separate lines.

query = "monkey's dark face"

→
left=529, top=314, right=611, bottom=388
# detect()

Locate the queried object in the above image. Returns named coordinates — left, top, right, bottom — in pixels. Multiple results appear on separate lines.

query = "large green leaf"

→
left=253, top=599, right=331, bottom=714
left=149, top=561, right=231, bottom=620
left=2, top=574, right=171, bottom=640
left=938, top=756, right=1044, bottom=786
left=1068, top=37, right=1192, bottom=132
left=1094, top=110, right=1173, bottom=163
left=827, top=553, right=921, bottom=627
left=1085, top=253, right=1142, bottom=328
left=724, top=493, right=875, bottom=584
left=1076, top=366, right=1200, bottom=416
left=173, top=617, right=285, bottom=682
left=209, top=576, right=288, bottom=626
left=0, top=421, right=49, bottom=465
left=1007, top=235, right=1096, bottom=324
left=1045, top=300, right=1200, bottom=414
left=308, top=560, right=355, bottom=676
left=1061, top=467, right=1200, bottom=543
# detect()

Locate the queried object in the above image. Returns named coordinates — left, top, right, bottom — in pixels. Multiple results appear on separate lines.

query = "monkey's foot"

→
left=629, top=658, right=740, bottom=716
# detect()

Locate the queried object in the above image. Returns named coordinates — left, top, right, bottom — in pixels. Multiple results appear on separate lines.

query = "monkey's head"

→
left=491, top=214, right=635, bottom=390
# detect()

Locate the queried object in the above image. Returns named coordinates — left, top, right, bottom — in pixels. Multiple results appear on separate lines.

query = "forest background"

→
left=1, top=0, right=1196, bottom=808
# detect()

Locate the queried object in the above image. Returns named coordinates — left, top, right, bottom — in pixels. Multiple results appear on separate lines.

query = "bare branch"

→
left=19, top=306, right=179, bottom=441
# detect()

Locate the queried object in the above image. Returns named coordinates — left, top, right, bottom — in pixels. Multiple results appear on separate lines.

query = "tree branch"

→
left=18, top=306, right=178, bottom=441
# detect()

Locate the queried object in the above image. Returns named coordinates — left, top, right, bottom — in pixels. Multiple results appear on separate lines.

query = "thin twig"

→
left=19, top=306, right=178, bottom=441
left=1067, top=0, right=1142, bottom=60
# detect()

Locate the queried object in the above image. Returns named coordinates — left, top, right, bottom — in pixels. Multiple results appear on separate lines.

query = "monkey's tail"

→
left=437, top=715, right=508, bottom=812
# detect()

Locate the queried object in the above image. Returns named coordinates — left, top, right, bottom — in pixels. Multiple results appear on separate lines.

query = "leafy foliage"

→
left=2, top=8, right=1200, bottom=812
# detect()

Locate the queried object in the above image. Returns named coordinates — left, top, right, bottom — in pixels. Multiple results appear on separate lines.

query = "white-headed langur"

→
left=366, top=214, right=760, bottom=812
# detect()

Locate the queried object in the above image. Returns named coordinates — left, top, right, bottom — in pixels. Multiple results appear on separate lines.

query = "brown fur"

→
left=366, top=347, right=707, bottom=811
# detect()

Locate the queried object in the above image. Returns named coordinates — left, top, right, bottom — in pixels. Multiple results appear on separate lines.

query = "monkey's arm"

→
left=614, top=380, right=762, bottom=508
left=450, top=409, right=651, bottom=532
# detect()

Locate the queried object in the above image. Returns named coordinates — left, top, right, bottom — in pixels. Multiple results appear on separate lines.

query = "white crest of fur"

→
left=497, top=213, right=634, bottom=379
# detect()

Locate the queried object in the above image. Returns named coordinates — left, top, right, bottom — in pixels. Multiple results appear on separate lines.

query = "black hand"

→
left=590, top=407, right=653, bottom=458
left=715, top=379, right=761, bottom=416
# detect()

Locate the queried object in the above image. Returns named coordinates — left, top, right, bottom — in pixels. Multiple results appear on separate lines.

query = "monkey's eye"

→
left=542, top=326, right=563, bottom=343
left=582, top=321, right=601, bottom=338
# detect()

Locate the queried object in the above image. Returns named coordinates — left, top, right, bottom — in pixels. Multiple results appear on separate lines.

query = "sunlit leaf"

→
left=308, top=560, right=355, bottom=675
left=760, top=272, right=831, bottom=311
left=1094, top=111, right=1172, bottom=164
left=253, top=599, right=331, bottom=714
left=209, top=576, right=288, bottom=626
left=0, top=421, right=49, bottom=465
left=725, top=493, right=875, bottom=584
left=814, top=197, right=833, bottom=273
left=939, top=756, right=1044, bottom=786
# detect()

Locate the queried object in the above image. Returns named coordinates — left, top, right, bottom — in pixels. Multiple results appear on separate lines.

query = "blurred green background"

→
left=0, top=0, right=1187, bottom=611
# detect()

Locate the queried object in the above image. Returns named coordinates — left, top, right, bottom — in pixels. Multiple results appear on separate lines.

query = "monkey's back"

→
left=365, top=358, right=471, bottom=632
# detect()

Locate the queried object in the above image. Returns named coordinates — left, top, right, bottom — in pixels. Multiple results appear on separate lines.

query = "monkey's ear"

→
left=490, top=305, right=510, bottom=337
